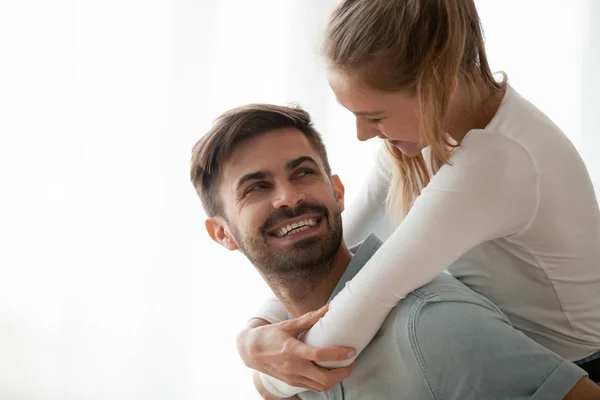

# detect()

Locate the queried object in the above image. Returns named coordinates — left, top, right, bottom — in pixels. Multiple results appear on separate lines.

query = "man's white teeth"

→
left=277, top=218, right=317, bottom=237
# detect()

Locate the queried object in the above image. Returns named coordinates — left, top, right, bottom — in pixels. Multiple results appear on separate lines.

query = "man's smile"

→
left=267, top=214, right=325, bottom=242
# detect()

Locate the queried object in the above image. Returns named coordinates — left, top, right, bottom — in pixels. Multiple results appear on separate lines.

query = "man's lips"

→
left=267, top=214, right=322, bottom=237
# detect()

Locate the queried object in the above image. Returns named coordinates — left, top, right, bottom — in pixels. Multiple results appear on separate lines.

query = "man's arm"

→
left=252, top=371, right=301, bottom=400
left=410, top=297, right=589, bottom=400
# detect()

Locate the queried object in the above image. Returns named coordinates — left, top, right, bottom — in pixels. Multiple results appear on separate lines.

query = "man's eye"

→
left=295, top=169, right=315, bottom=178
left=367, top=118, right=383, bottom=124
left=245, top=183, right=268, bottom=194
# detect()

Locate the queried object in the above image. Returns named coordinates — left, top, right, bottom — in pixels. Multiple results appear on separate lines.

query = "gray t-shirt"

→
left=300, top=235, right=586, bottom=400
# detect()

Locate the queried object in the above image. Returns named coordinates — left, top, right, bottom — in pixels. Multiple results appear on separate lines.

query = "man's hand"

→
left=238, top=305, right=355, bottom=393
left=563, top=376, right=600, bottom=399
left=253, top=370, right=301, bottom=400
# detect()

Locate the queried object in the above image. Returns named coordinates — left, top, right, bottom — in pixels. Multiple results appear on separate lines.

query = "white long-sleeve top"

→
left=256, top=85, right=600, bottom=397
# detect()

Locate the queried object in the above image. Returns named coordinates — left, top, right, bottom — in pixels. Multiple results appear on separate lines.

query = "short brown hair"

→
left=190, top=104, right=332, bottom=217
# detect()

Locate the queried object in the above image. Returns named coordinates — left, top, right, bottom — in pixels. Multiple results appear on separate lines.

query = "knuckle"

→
left=304, top=310, right=318, bottom=321
left=281, top=360, right=300, bottom=378
left=316, top=371, right=330, bottom=386
left=322, top=377, right=336, bottom=389
left=282, top=375, right=295, bottom=386
left=280, top=338, right=296, bottom=354
left=280, top=361, right=293, bottom=375
left=313, top=349, right=327, bottom=362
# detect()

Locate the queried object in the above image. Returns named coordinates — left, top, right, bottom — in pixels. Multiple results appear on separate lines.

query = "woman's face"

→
left=327, top=69, right=423, bottom=157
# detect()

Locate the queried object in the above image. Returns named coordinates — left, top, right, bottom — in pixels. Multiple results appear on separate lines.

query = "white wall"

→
left=0, top=1, right=597, bottom=399
left=581, top=0, right=600, bottom=195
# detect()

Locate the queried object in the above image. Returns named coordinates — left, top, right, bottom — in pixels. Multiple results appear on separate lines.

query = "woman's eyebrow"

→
left=353, top=110, right=385, bottom=116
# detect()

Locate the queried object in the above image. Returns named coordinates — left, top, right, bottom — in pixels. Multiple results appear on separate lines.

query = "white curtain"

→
left=0, top=1, right=597, bottom=399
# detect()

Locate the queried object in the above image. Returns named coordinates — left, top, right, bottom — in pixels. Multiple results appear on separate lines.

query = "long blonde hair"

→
left=323, top=0, right=505, bottom=219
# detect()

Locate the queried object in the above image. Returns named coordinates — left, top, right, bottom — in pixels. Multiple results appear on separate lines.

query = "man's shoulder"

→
left=380, top=273, right=584, bottom=399
left=380, top=272, right=511, bottom=355
left=361, top=273, right=511, bottom=399
left=398, top=272, right=505, bottom=318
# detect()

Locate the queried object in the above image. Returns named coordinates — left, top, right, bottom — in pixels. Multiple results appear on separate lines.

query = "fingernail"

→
left=347, top=350, right=356, bottom=358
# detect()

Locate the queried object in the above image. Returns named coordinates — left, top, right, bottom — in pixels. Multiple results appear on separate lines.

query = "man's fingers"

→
left=287, top=305, right=328, bottom=332
left=296, top=363, right=354, bottom=391
left=295, top=342, right=356, bottom=363
left=321, top=364, right=354, bottom=386
left=286, top=375, right=328, bottom=393
left=315, top=304, right=329, bottom=317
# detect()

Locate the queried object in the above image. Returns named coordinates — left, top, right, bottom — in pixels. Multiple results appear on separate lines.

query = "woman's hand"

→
left=238, top=305, right=356, bottom=393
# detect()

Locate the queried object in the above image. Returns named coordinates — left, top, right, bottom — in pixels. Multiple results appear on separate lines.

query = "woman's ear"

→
left=205, top=217, right=239, bottom=251
left=330, top=174, right=345, bottom=212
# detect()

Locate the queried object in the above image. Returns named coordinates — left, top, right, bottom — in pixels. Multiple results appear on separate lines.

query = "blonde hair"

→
left=323, top=0, right=505, bottom=218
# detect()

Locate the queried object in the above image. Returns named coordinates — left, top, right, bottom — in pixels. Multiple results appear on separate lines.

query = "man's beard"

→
left=232, top=201, right=343, bottom=285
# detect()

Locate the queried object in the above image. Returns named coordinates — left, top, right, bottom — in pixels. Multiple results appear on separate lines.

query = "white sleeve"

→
left=343, top=145, right=393, bottom=247
left=261, top=133, right=540, bottom=397
left=251, top=295, right=289, bottom=324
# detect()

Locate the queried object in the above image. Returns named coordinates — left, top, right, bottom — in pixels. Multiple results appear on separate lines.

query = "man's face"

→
left=210, top=127, right=345, bottom=277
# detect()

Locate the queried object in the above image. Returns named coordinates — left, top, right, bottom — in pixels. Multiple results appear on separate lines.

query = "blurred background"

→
left=0, top=0, right=598, bottom=398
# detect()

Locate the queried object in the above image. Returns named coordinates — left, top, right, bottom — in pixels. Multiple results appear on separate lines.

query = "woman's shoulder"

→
left=466, top=84, right=581, bottom=163
left=451, top=131, right=536, bottom=174
left=431, top=132, right=539, bottom=214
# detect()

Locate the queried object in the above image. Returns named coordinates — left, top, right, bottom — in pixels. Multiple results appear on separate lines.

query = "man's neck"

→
left=268, top=244, right=352, bottom=318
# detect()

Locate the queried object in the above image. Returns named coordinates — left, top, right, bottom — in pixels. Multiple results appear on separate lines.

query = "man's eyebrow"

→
left=286, top=156, right=319, bottom=170
left=236, top=170, right=272, bottom=192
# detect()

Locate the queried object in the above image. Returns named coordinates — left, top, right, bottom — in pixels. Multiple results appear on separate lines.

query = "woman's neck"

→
left=444, top=78, right=505, bottom=144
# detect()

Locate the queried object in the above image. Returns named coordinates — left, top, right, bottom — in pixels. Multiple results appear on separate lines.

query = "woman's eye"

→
left=367, top=118, right=383, bottom=124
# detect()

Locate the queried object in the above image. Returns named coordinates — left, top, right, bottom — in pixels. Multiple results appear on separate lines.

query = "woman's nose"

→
left=356, top=120, right=377, bottom=142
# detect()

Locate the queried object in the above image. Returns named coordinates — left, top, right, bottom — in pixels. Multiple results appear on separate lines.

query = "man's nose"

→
left=271, top=182, right=305, bottom=209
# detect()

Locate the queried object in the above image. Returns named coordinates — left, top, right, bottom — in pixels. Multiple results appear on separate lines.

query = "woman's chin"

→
left=391, top=141, right=422, bottom=157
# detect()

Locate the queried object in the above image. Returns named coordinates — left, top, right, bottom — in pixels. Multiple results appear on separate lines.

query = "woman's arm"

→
left=261, top=134, right=540, bottom=397
left=343, top=145, right=394, bottom=247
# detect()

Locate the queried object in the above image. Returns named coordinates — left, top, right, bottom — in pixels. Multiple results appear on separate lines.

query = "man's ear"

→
left=330, top=174, right=345, bottom=213
left=205, top=217, right=239, bottom=251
